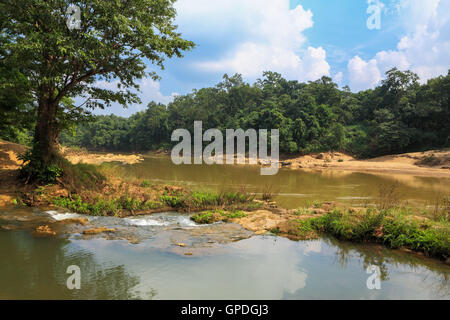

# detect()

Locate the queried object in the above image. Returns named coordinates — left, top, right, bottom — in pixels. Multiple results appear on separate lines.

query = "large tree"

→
left=0, top=0, right=193, bottom=177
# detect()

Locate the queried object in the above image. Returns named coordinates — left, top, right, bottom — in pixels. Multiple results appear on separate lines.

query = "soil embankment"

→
left=279, top=150, right=450, bottom=178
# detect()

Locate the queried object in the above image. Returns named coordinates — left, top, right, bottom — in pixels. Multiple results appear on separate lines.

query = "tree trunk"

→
left=33, top=99, right=60, bottom=166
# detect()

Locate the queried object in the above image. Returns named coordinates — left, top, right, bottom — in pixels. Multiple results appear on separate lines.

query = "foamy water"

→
left=46, top=210, right=86, bottom=221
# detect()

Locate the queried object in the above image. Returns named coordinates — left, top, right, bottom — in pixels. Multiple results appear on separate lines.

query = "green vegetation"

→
left=308, top=208, right=449, bottom=259
left=191, top=209, right=247, bottom=224
left=53, top=195, right=163, bottom=216
left=159, top=190, right=256, bottom=212
left=56, top=69, right=450, bottom=159
left=0, top=0, right=193, bottom=184
left=52, top=189, right=256, bottom=217
left=140, top=180, right=151, bottom=188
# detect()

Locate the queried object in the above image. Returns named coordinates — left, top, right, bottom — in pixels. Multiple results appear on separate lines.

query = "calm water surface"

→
left=0, top=157, right=449, bottom=299
left=121, top=156, right=450, bottom=209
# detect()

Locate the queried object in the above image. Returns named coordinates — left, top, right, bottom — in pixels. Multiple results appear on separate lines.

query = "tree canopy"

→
left=59, top=69, right=450, bottom=158
left=0, top=0, right=194, bottom=181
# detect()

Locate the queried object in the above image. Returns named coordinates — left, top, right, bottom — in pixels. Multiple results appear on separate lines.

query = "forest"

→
left=2, top=68, right=450, bottom=159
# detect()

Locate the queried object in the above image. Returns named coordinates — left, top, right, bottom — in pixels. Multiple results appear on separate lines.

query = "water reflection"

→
left=0, top=231, right=148, bottom=299
left=116, top=156, right=450, bottom=209
left=1, top=227, right=448, bottom=299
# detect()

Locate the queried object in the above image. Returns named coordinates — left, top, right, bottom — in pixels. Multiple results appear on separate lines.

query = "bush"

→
left=18, top=149, right=62, bottom=184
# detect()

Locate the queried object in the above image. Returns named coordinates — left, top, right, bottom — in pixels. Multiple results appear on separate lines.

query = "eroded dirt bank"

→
left=278, top=150, right=450, bottom=178
left=61, top=146, right=144, bottom=165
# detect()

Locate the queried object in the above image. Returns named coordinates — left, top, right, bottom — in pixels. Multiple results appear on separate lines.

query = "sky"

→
left=92, top=0, right=450, bottom=117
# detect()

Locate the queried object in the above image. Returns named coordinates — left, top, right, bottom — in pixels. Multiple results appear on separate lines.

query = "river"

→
left=0, top=156, right=449, bottom=299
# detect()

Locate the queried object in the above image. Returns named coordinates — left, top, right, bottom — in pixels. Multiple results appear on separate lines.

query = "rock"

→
left=184, top=252, right=193, bottom=256
left=35, top=225, right=56, bottom=236
left=267, top=201, right=277, bottom=208
left=316, top=153, right=325, bottom=160
left=58, top=218, right=89, bottom=226
left=254, top=230, right=267, bottom=235
left=82, top=227, right=116, bottom=235
left=1, top=224, right=18, bottom=231
left=177, top=243, right=187, bottom=247
left=312, top=208, right=326, bottom=215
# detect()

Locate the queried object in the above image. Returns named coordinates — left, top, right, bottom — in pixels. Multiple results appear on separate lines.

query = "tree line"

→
left=56, top=69, right=450, bottom=158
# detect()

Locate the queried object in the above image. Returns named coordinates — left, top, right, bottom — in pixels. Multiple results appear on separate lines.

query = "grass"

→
left=140, top=179, right=151, bottom=188
left=191, top=209, right=247, bottom=224
left=159, top=190, right=256, bottom=212
left=52, top=194, right=163, bottom=216
left=271, top=219, right=318, bottom=240
left=260, top=183, right=279, bottom=201
left=310, top=208, right=449, bottom=259
left=55, top=157, right=106, bottom=192
left=51, top=186, right=257, bottom=217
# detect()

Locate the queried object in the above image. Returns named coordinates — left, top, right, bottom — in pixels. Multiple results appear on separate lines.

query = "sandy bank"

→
left=278, top=150, right=450, bottom=178
left=61, top=147, right=144, bottom=165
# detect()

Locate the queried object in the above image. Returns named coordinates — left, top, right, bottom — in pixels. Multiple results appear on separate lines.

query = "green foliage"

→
left=191, top=211, right=222, bottom=224
left=191, top=209, right=247, bottom=224
left=221, top=210, right=247, bottom=220
left=311, top=208, right=449, bottom=259
left=159, top=190, right=255, bottom=212
left=61, top=69, right=450, bottom=158
left=140, top=179, right=151, bottom=187
left=18, top=149, right=63, bottom=184
left=53, top=194, right=163, bottom=216
left=160, top=194, right=184, bottom=208
left=1, top=0, right=194, bottom=182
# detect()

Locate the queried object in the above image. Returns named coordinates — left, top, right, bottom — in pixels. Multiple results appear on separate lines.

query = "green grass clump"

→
left=221, top=210, right=247, bottom=220
left=191, top=211, right=222, bottom=224
left=191, top=209, right=247, bottom=224
left=53, top=195, right=92, bottom=215
left=160, top=195, right=185, bottom=208
left=311, top=208, right=449, bottom=259
left=53, top=194, right=163, bottom=216
left=160, top=190, right=256, bottom=212
left=140, top=179, right=151, bottom=187
left=381, top=217, right=449, bottom=258
left=191, top=191, right=221, bottom=206
left=294, top=219, right=318, bottom=239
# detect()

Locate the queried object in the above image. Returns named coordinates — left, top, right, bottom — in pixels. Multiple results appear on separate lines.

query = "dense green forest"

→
left=2, top=68, right=449, bottom=158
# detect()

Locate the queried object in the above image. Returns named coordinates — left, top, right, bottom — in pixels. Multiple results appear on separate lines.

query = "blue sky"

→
left=93, top=0, right=450, bottom=117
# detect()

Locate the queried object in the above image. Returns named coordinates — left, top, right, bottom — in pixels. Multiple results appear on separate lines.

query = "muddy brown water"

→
left=121, top=156, right=450, bottom=209
left=0, top=156, right=449, bottom=299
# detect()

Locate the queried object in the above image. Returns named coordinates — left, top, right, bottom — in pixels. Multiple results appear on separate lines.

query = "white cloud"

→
left=334, top=72, right=344, bottom=85
left=176, top=0, right=330, bottom=82
left=92, top=78, right=176, bottom=115
left=348, top=56, right=382, bottom=91
left=139, top=78, right=177, bottom=108
left=347, top=0, right=450, bottom=91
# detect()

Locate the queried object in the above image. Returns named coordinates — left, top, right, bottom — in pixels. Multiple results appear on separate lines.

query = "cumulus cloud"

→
left=348, top=56, right=382, bottom=91
left=176, top=0, right=330, bottom=82
left=348, top=0, right=450, bottom=91
left=138, top=78, right=178, bottom=108
left=91, top=78, right=176, bottom=116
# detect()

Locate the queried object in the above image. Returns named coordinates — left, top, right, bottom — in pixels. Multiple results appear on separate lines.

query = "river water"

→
left=0, top=156, right=449, bottom=299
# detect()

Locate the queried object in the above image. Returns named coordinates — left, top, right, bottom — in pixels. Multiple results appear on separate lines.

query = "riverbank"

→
left=278, top=150, right=450, bottom=178
left=145, top=148, right=450, bottom=178
left=0, top=139, right=448, bottom=261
